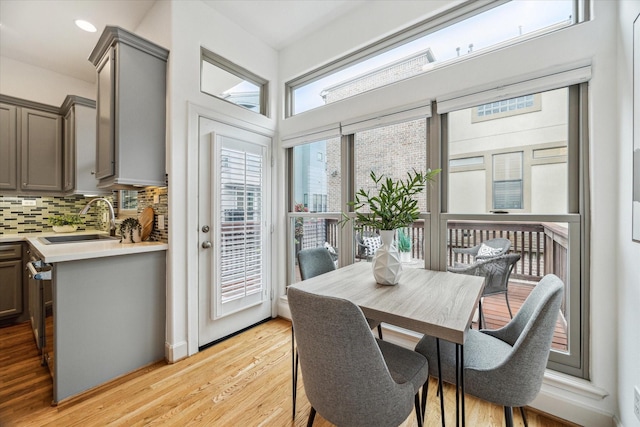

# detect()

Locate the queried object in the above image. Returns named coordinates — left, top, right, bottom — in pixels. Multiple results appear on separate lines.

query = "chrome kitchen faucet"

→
left=79, top=198, right=117, bottom=236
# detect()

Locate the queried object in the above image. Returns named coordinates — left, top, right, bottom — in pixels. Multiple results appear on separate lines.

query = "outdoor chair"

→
left=355, top=230, right=381, bottom=262
left=448, top=253, right=521, bottom=329
left=452, top=237, right=511, bottom=263
left=288, top=286, right=429, bottom=427
left=414, top=273, right=564, bottom=427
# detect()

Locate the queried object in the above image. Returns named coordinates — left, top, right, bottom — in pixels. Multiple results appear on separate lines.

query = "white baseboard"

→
left=165, top=340, right=188, bottom=363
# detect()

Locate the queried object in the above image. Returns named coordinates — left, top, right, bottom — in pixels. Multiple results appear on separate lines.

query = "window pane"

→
left=448, top=87, right=568, bottom=213
left=446, top=219, right=569, bottom=353
left=291, top=1, right=573, bottom=115
left=354, top=118, right=428, bottom=212
left=292, top=137, right=342, bottom=213
left=201, top=48, right=267, bottom=115
left=290, top=216, right=340, bottom=284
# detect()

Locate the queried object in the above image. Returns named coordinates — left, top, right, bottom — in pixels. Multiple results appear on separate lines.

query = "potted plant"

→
left=397, top=228, right=412, bottom=263
left=119, top=217, right=143, bottom=243
left=341, top=168, right=440, bottom=284
left=48, top=214, right=83, bottom=233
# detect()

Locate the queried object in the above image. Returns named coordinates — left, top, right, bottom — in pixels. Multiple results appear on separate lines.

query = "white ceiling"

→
left=0, top=0, right=364, bottom=84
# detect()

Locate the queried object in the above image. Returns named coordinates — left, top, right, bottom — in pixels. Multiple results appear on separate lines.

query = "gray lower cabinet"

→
left=0, top=244, right=23, bottom=321
left=51, top=251, right=166, bottom=403
left=0, top=96, right=63, bottom=195
left=89, top=26, right=169, bottom=189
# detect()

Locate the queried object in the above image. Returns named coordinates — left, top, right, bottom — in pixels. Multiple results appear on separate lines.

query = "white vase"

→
left=121, top=228, right=142, bottom=243
left=52, top=225, right=78, bottom=233
left=399, top=251, right=412, bottom=263
left=372, top=229, right=403, bottom=285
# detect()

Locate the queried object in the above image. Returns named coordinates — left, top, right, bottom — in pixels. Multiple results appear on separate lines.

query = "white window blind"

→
left=493, top=152, right=523, bottom=210
left=437, top=64, right=591, bottom=114
left=341, top=102, right=432, bottom=135
left=219, top=144, right=264, bottom=303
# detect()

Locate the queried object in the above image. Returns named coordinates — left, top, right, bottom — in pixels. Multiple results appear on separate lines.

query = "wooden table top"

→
left=289, top=262, right=485, bottom=344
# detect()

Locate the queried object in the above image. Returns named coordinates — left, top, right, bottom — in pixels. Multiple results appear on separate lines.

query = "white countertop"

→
left=0, top=230, right=168, bottom=263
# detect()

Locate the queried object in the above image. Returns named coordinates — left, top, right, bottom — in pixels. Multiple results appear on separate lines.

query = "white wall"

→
left=616, top=2, right=640, bottom=427
left=278, top=1, right=627, bottom=425
left=0, top=56, right=95, bottom=106
left=165, top=0, right=279, bottom=360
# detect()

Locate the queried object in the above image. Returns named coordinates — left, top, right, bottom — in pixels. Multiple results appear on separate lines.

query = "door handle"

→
left=202, top=241, right=212, bottom=249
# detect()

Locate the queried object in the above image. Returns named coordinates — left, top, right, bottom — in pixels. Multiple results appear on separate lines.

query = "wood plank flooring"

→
left=0, top=318, right=579, bottom=427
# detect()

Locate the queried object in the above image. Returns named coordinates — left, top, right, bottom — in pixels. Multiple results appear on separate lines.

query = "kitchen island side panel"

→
left=53, top=250, right=166, bottom=403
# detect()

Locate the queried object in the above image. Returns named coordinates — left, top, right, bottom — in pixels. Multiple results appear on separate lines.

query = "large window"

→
left=287, top=0, right=575, bottom=116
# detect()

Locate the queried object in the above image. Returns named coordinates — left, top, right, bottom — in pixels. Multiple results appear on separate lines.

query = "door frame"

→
left=186, top=102, right=276, bottom=356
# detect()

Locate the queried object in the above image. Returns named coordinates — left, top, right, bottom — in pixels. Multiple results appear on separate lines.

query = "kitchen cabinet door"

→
left=0, top=243, right=23, bottom=320
left=21, top=108, right=63, bottom=192
left=0, top=103, right=18, bottom=190
left=89, top=26, right=168, bottom=189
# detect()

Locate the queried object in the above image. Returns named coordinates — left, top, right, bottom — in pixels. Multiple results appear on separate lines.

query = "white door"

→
left=198, top=117, right=272, bottom=348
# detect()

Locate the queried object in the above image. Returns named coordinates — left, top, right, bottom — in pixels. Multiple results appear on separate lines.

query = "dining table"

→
left=289, top=261, right=485, bottom=427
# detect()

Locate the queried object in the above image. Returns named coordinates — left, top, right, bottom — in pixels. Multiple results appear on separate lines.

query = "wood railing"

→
left=295, top=218, right=568, bottom=285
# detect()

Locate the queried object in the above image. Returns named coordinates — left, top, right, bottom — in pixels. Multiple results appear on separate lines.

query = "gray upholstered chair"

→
left=293, top=247, right=383, bottom=418
left=297, top=247, right=382, bottom=338
left=288, top=286, right=429, bottom=427
left=449, top=253, right=521, bottom=328
left=452, top=237, right=511, bottom=263
left=415, top=274, right=564, bottom=427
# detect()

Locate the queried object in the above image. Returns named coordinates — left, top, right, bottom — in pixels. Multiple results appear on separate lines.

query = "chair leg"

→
left=377, top=324, right=383, bottom=339
left=420, top=377, right=429, bottom=422
left=292, top=326, right=297, bottom=419
left=505, top=292, right=513, bottom=318
left=307, top=406, right=316, bottom=427
left=478, top=300, right=484, bottom=329
left=520, top=407, right=529, bottom=427
left=415, top=393, right=423, bottom=427
left=504, top=406, right=514, bottom=427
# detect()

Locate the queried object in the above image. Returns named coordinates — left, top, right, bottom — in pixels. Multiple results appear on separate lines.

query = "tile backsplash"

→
left=0, top=187, right=168, bottom=243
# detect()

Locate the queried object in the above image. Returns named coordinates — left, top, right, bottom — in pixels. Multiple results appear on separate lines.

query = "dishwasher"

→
left=26, top=256, right=54, bottom=377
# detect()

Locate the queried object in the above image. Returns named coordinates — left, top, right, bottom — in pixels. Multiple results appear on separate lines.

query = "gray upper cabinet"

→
left=89, top=26, right=169, bottom=189
left=0, top=103, right=18, bottom=190
left=21, top=108, right=63, bottom=192
left=0, top=95, right=63, bottom=195
left=60, top=95, right=108, bottom=195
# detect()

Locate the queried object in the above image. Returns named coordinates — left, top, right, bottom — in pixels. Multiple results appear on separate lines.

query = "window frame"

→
left=200, top=47, right=269, bottom=117
left=285, top=0, right=582, bottom=117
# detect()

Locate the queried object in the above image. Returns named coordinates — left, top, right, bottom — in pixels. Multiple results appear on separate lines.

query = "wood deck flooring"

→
left=0, top=318, right=579, bottom=427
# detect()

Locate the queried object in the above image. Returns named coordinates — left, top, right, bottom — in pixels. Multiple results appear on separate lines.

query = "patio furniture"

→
left=449, top=253, right=521, bottom=328
left=453, top=237, right=511, bottom=262
left=414, top=273, right=564, bottom=427
left=355, top=230, right=381, bottom=261
left=288, top=286, right=428, bottom=427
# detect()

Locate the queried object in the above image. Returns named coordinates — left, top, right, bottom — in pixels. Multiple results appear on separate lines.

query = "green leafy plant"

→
left=397, top=228, right=411, bottom=253
left=119, top=217, right=142, bottom=243
left=48, top=214, right=83, bottom=226
left=340, top=168, right=440, bottom=231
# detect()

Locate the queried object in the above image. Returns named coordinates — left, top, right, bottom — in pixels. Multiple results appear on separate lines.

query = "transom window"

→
left=200, top=47, right=269, bottom=116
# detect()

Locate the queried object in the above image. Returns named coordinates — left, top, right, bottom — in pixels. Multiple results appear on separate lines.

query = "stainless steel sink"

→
left=39, top=234, right=120, bottom=245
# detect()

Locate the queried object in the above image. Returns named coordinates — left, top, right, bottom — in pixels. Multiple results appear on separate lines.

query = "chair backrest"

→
left=297, top=247, right=336, bottom=281
left=480, top=274, right=564, bottom=406
left=449, top=253, right=520, bottom=296
left=287, top=286, right=415, bottom=427
left=476, top=253, right=521, bottom=296
left=475, top=238, right=512, bottom=258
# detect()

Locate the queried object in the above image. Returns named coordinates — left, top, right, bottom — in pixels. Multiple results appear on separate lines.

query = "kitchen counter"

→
left=0, top=230, right=167, bottom=263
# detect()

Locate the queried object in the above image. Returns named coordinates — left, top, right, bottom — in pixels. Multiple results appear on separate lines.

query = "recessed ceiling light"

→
left=75, top=19, right=97, bottom=33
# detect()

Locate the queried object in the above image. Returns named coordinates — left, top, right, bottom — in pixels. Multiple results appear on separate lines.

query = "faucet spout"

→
left=79, top=198, right=117, bottom=236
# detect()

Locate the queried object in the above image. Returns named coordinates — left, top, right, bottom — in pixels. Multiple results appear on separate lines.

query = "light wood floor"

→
left=0, top=318, right=580, bottom=427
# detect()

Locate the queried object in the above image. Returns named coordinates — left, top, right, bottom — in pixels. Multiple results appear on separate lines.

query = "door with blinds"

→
left=198, top=117, right=272, bottom=348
